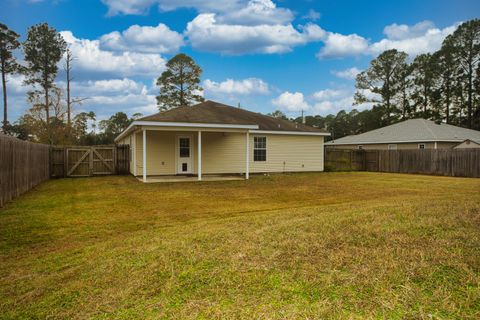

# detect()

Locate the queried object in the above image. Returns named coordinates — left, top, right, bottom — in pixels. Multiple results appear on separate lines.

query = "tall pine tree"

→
left=0, top=23, right=21, bottom=132
left=23, top=23, right=66, bottom=127
left=156, top=53, right=204, bottom=111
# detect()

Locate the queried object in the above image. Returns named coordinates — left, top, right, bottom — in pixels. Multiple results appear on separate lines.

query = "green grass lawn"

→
left=0, top=172, right=479, bottom=319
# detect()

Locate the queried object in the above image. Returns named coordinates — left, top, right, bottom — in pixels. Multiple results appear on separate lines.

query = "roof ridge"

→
left=421, top=118, right=438, bottom=139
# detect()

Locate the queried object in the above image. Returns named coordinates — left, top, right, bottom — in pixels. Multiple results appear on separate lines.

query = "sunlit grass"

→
left=1, top=172, right=479, bottom=319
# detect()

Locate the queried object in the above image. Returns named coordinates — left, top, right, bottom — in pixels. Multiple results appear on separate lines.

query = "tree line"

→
left=1, top=20, right=478, bottom=145
left=289, top=19, right=479, bottom=139
left=0, top=22, right=144, bottom=145
left=1, top=21, right=207, bottom=145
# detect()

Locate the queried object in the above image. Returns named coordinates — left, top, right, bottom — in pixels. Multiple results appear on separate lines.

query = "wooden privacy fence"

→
left=1, top=139, right=129, bottom=207
left=325, top=149, right=480, bottom=178
left=51, top=145, right=130, bottom=178
left=0, top=134, right=50, bottom=207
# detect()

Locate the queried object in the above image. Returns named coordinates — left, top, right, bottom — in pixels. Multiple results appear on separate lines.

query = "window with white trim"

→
left=388, top=144, right=397, bottom=150
left=254, top=136, right=267, bottom=161
left=418, top=143, right=426, bottom=149
left=358, top=145, right=363, bottom=150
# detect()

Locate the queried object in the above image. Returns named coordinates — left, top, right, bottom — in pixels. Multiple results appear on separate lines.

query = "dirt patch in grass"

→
left=1, top=172, right=479, bottom=319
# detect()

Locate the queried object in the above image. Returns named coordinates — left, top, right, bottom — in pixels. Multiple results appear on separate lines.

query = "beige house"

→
left=115, top=100, right=330, bottom=182
left=326, top=119, right=480, bottom=150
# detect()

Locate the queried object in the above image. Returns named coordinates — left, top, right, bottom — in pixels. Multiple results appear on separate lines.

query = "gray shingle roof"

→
left=139, top=100, right=327, bottom=133
left=326, top=119, right=480, bottom=145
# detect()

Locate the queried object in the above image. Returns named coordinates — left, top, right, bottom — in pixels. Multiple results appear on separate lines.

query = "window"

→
left=358, top=145, right=363, bottom=150
left=254, top=136, right=267, bottom=161
left=418, top=143, right=426, bottom=149
left=179, top=138, right=190, bottom=157
left=388, top=144, right=397, bottom=150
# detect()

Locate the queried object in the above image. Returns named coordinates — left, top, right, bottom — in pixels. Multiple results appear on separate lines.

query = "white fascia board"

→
left=325, top=139, right=464, bottom=145
left=115, top=121, right=259, bottom=142
left=134, top=121, right=258, bottom=129
left=250, top=130, right=330, bottom=136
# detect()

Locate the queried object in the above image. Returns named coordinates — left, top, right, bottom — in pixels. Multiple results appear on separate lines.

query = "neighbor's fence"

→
left=0, top=134, right=50, bottom=207
left=325, top=149, right=480, bottom=178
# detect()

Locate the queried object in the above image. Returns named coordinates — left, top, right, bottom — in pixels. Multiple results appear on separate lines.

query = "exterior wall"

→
left=326, top=142, right=457, bottom=150
left=250, top=134, right=324, bottom=173
left=202, top=132, right=246, bottom=174
left=131, top=129, right=325, bottom=176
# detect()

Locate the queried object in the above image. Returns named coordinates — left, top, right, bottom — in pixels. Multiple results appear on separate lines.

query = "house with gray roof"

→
left=115, top=100, right=330, bottom=182
left=325, top=119, right=480, bottom=150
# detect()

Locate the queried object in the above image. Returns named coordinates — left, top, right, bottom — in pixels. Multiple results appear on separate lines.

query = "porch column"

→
left=198, top=131, right=202, bottom=181
left=245, top=131, right=250, bottom=179
left=133, top=131, right=137, bottom=176
left=142, top=129, right=147, bottom=183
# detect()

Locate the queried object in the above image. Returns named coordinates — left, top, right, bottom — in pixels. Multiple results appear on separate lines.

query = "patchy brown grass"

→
left=0, top=172, right=479, bottom=319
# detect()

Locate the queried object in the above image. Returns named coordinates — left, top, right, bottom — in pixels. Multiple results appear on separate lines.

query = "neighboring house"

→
left=325, top=118, right=480, bottom=150
left=115, top=100, right=330, bottom=182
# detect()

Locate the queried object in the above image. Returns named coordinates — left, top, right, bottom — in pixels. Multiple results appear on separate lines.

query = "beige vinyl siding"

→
left=136, top=130, right=178, bottom=175
left=202, top=132, right=246, bottom=174
left=132, top=128, right=325, bottom=176
left=250, top=134, right=324, bottom=173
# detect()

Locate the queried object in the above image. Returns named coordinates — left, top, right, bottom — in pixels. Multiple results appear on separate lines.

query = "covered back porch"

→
left=129, top=124, right=255, bottom=182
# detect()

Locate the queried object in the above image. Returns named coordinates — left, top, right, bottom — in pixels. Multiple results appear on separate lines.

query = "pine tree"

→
left=0, top=23, right=21, bottom=132
left=156, top=53, right=204, bottom=111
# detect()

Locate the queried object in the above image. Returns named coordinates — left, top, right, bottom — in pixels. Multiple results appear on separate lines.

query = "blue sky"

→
left=1, top=0, right=479, bottom=121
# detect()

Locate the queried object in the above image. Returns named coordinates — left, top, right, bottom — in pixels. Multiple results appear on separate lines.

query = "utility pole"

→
left=65, top=48, right=73, bottom=127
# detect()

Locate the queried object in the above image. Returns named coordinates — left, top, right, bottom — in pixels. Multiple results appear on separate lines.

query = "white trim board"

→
left=250, top=130, right=330, bottom=136
left=115, top=121, right=259, bottom=142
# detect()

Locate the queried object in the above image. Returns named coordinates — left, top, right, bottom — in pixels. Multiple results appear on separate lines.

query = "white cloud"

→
left=217, top=0, right=293, bottom=26
left=312, top=88, right=351, bottom=101
left=272, top=91, right=310, bottom=112
left=204, top=78, right=269, bottom=95
left=302, top=9, right=321, bottom=21
left=383, top=20, right=436, bottom=40
left=100, top=23, right=184, bottom=53
left=61, top=31, right=166, bottom=78
left=313, top=97, right=355, bottom=113
left=369, top=22, right=458, bottom=56
left=57, top=78, right=157, bottom=118
left=185, top=14, right=322, bottom=54
left=317, top=32, right=369, bottom=58
left=101, top=0, right=245, bottom=15
left=316, top=21, right=459, bottom=59
left=331, top=67, right=361, bottom=80
left=311, top=88, right=374, bottom=114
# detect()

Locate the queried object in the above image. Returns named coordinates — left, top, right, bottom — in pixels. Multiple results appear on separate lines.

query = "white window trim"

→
left=418, top=143, right=426, bottom=149
left=253, top=136, right=267, bottom=162
left=358, top=145, right=363, bottom=150
left=388, top=144, right=398, bottom=150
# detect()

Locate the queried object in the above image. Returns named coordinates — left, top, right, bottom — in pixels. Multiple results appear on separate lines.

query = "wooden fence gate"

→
left=51, top=145, right=129, bottom=178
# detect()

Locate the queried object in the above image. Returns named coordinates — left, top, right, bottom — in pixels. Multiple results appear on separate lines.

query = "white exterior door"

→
left=177, top=136, right=193, bottom=174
